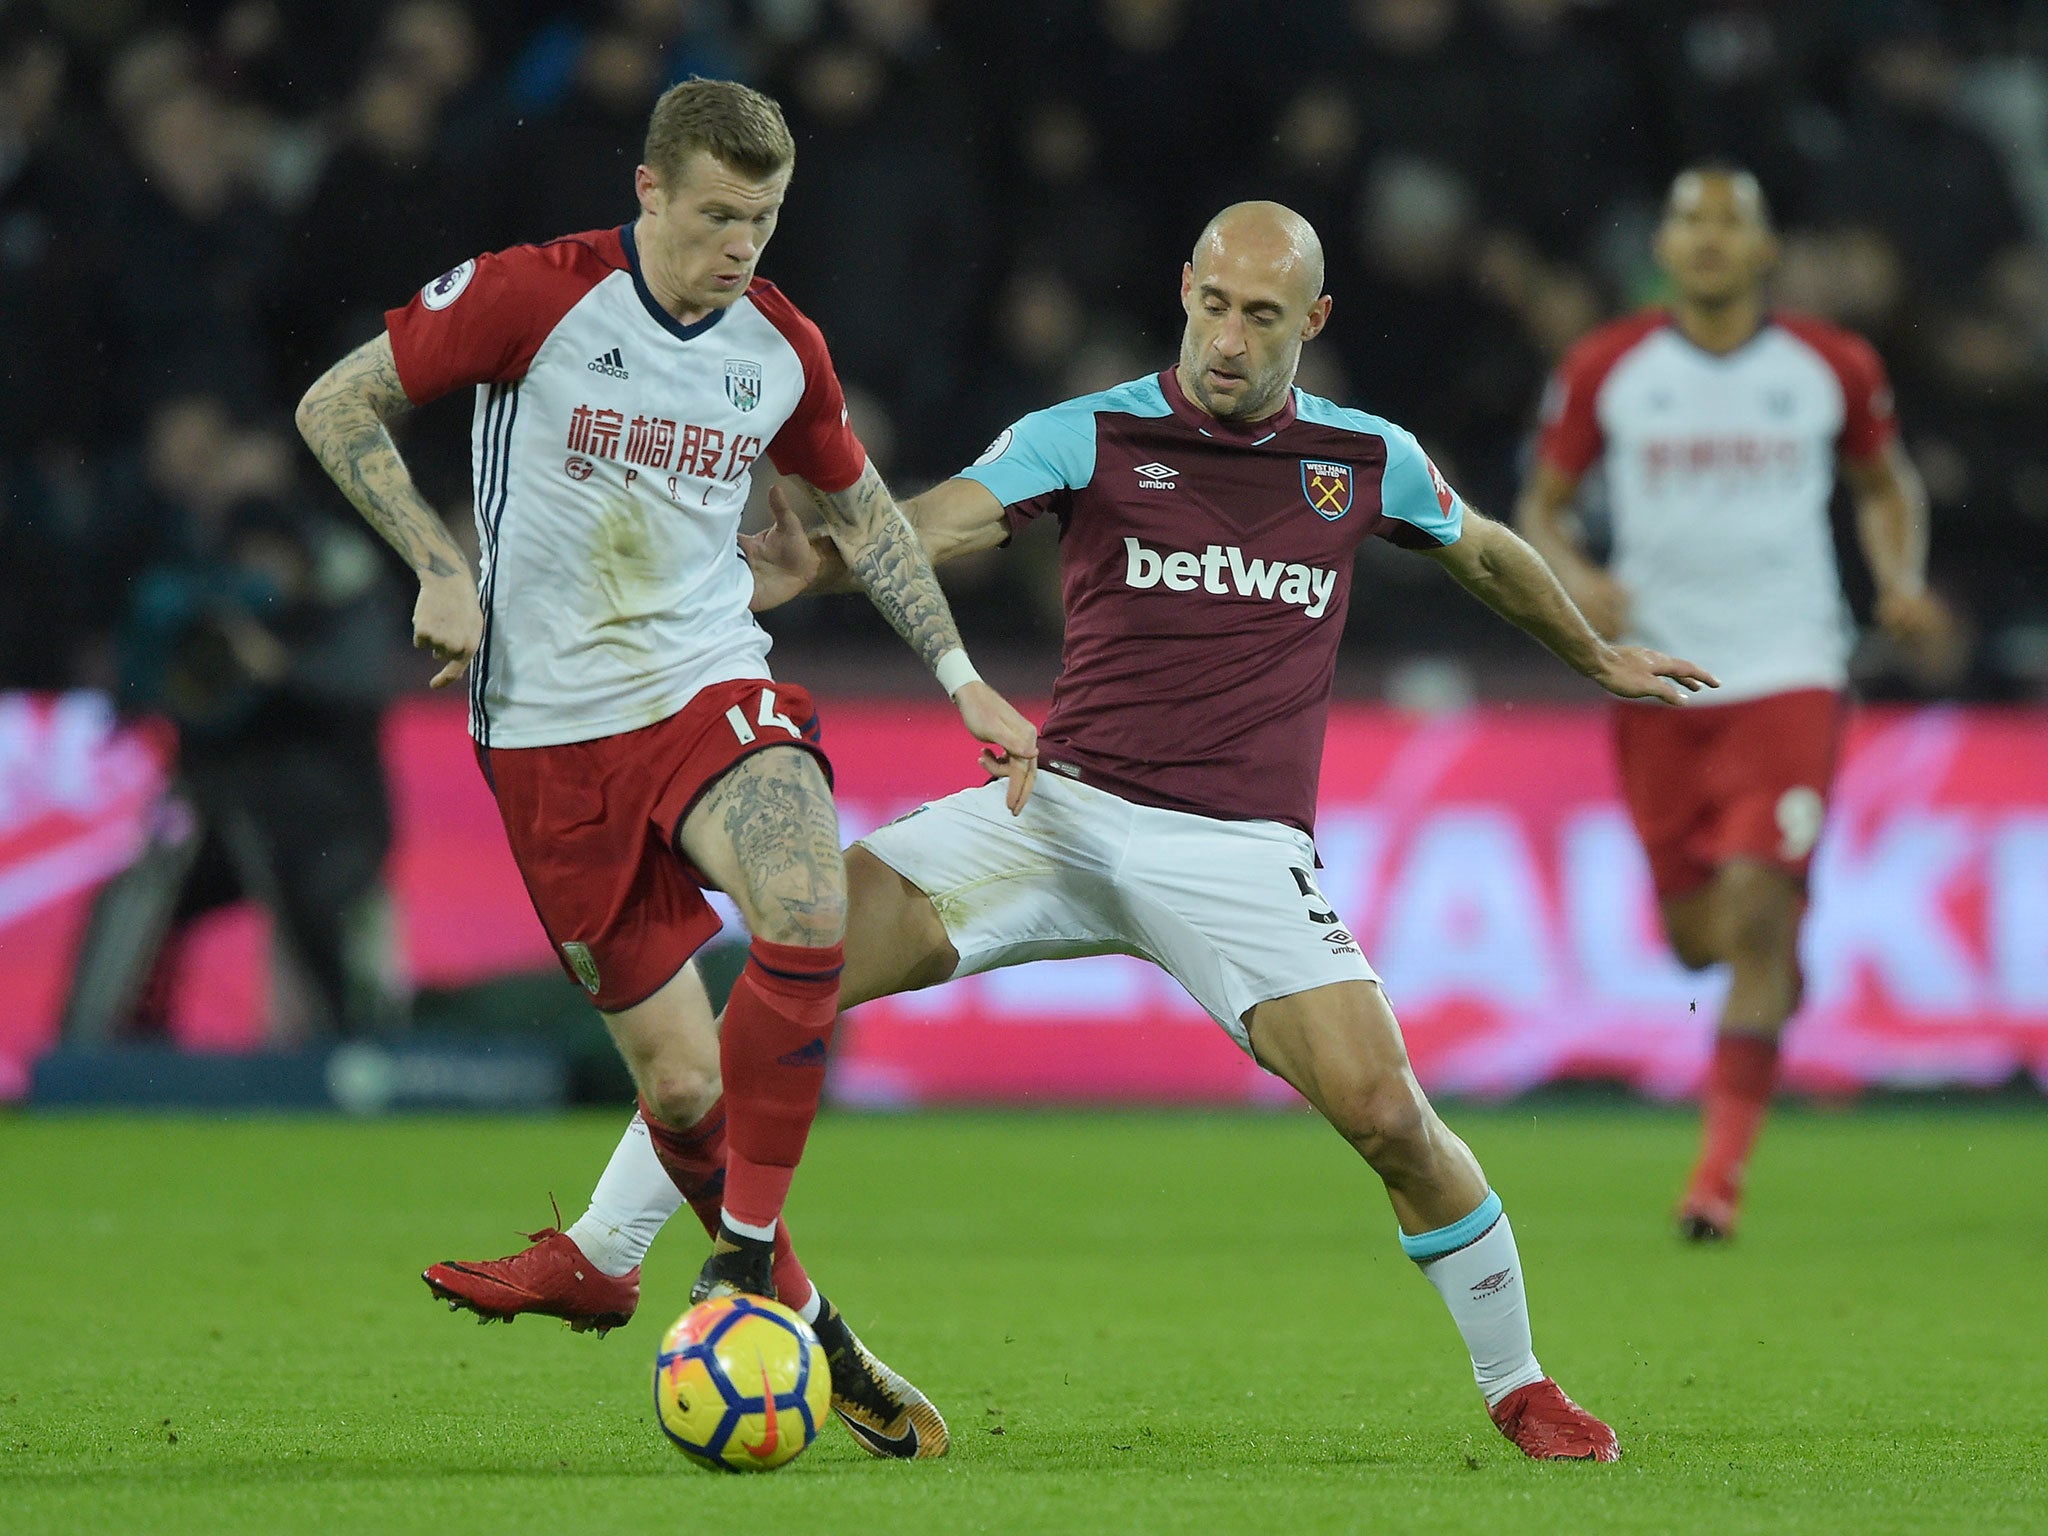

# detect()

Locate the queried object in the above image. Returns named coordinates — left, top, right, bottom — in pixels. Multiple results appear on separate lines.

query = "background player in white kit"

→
left=1516, top=166, right=1951, bottom=1242
left=438, top=201, right=1720, bottom=1461
left=295, top=77, right=1038, bottom=1459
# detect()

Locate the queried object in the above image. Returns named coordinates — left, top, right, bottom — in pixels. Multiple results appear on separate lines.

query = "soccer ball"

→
left=653, top=1295, right=830, bottom=1472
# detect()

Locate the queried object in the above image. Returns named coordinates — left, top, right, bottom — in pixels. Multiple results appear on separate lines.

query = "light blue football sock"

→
left=1402, top=1192, right=1546, bottom=1406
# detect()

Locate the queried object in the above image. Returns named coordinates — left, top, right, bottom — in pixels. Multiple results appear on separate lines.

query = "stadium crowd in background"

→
left=2, top=0, right=2046, bottom=703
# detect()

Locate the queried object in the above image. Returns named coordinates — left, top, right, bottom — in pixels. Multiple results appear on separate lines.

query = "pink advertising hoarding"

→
left=2, top=693, right=2044, bottom=1103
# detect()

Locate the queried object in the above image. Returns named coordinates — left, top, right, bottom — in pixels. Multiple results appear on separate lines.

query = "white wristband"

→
left=934, top=648, right=981, bottom=698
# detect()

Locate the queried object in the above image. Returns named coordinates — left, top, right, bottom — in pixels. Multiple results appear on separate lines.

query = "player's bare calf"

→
left=1249, top=980, right=1620, bottom=1461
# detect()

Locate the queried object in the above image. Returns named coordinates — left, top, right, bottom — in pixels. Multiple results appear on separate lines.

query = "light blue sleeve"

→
left=956, top=399, right=1098, bottom=507
left=1378, top=422, right=1464, bottom=546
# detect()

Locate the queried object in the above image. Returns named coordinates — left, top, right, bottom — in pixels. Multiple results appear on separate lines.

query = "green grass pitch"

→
left=2, top=1106, right=2044, bottom=1534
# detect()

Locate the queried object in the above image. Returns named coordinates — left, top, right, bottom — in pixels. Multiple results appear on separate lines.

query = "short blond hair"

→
left=643, top=77, right=795, bottom=186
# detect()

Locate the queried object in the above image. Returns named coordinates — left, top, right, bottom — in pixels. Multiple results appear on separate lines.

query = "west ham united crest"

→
left=723, top=359, right=763, bottom=412
left=1301, top=459, right=1353, bottom=520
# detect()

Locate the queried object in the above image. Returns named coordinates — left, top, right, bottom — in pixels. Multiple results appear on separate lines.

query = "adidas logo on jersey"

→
left=587, top=347, right=629, bottom=379
left=1122, top=536, right=1338, bottom=618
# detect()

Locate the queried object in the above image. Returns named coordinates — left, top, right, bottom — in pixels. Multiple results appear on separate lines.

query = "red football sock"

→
left=719, top=937, right=843, bottom=1232
left=1688, top=1034, right=1781, bottom=1204
left=639, top=1096, right=814, bottom=1311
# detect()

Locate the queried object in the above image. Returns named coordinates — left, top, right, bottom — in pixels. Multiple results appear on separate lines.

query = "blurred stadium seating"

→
left=2, top=0, right=2044, bottom=1095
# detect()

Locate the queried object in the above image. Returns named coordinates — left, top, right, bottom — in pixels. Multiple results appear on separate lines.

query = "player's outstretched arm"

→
left=789, top=465, right=1038, bottom=810
left=295, top=333, right=480, bottom=688
left=1511, top=462, right=1629, bottom=641
left=743, top=477, right=1010, bottom=610
left=1424, top=509, right=1719, bottom=706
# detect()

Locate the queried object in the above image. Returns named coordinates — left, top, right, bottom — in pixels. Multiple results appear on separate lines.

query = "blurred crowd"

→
left=4, top=0, right=2047, bottom=705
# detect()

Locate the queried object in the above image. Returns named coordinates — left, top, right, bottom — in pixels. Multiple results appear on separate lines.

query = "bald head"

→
left=1194, top=201, right=1326, bottom=306
left=1177, top=200, right=1333, bottom=423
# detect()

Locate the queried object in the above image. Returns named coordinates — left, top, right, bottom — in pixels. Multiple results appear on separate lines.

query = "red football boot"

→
left=1488, top=1378, right=1621, bottom=1461
left=422, top=1226, right=638, bottom=1336
left=1676, top=1187, right=1739, bottom=1243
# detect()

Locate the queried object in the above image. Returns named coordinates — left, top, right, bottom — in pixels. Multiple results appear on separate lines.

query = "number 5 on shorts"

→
left=725, top=688, right=801, bottom=745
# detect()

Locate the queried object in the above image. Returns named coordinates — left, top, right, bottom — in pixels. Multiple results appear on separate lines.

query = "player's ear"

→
left=1180, top=262, right=1195, bottom=311
left=1301, top=294, right=1332, bottom=341
left=634, top=164, right=662, bottom=216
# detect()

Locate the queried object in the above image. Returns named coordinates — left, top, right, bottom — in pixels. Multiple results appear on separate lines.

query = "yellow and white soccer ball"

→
left=653, top=1295, right=830, bottom=1472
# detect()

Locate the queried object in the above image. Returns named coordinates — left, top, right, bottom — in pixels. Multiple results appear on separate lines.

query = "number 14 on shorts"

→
left=725, top=688, right=801, bottom=745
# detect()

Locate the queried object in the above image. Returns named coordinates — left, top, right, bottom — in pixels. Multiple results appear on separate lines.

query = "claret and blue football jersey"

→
left=959, top=367, right=1463, bottom=834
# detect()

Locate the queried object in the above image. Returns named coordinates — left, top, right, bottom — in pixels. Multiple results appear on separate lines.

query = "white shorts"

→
left=855, top=772, right=1378, bottom=1053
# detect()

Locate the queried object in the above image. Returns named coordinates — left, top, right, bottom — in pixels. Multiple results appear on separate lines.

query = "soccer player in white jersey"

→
left=437, top=201, right=1723, bottom=1462
left=295, top=77, right=1040, bottom=1459
left=1516, top=166, right=1951, bottom=1242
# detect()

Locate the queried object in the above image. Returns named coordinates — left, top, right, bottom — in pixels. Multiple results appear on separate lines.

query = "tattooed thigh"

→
left=677, top=746, right=847, bottom=946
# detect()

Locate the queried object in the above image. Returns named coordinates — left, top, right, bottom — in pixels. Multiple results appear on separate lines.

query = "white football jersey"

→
left=1538, top=310, right=1897, bottom=703
left=386, top=226, right=866, bottom=747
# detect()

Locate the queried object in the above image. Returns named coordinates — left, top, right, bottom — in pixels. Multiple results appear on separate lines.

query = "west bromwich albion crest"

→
left=724, top=359, right=763, bottom=412
left=1301, top=459, right=1353, bottom=520
left=562, top=941, right=601, bottom=996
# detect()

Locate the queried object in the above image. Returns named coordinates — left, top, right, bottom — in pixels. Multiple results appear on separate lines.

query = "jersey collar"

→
left=1160, top=366, right=1298, bottom=444
left=619, top=223, right=730, bottom=343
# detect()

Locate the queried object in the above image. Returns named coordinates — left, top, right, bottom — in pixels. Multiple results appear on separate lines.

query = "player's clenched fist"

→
left=414, top=569, right=483, bottom=688
left=955, top=680, right=1038, bottom=815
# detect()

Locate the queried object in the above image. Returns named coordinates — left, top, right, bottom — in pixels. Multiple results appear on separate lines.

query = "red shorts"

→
left=482, top=678, right=830, bottom=1012
left=1613, top=688, right=1846, bottom=902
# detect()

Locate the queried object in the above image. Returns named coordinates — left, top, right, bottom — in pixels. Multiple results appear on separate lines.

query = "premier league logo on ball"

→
left=724, top=359, right=763, bottom=413
left=1301, top=459, right=1353, bottom=520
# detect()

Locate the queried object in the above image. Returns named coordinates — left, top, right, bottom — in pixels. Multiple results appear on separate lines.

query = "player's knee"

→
left=1331, top=1075, right=1434, bottom=1177
left=1669, top=928, right=1716, bottom=971
left=639, top=1060, right=721, bottom=1127
left=745, top=876, right=847, bottom=948
left=1723, top=897, right=1797, bottom=968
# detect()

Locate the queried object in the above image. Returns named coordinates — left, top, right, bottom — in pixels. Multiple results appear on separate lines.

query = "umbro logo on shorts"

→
left=587, top=347, right=629, bottom=379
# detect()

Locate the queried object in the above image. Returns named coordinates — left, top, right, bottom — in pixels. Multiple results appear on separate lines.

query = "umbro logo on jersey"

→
left=1133, top=461, right=1179, bottom=489
left=1123, top=536, right=1337, bottom=617
left=587, top=347, right=629, bottom=379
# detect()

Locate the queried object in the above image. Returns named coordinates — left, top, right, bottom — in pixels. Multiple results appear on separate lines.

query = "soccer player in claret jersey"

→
left=1516, top=166, right=1950, bottom=1242
left=441, top=201, right=1722, bottom=1462
left=295, top=77, right=1041, bottom=1459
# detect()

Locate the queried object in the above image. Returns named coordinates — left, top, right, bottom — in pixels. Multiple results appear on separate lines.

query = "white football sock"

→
left=719, top=1210, right=778, bottom=1243
left=797, top=1288, right=823, bottom=1325
left=1402, top=1192, right=1547, bottom=1407
left=565, top=1112, right=683, bottom=1277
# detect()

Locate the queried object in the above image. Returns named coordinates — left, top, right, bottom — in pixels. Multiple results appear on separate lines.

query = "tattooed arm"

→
left=295, top=332, right=481, bottom=687
left=790, top=462, right=1040, bottom=812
